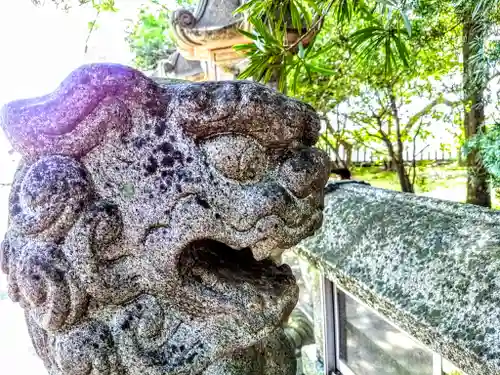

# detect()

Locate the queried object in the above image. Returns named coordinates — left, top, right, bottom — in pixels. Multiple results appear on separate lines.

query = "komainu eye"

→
left=202, top=135, right=267, bottom=182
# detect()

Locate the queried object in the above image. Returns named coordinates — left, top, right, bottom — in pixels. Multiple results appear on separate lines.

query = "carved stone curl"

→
left=0, top=63, right=329, bottom=375
left=172, top=9, right=198, bottom=29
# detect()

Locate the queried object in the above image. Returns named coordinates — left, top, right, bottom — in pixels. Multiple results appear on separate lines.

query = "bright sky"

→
left=0, top=0, right=148, bottom=103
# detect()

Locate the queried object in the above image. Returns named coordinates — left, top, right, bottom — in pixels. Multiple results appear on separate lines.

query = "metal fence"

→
left=321, top=144, right=460, bottom=165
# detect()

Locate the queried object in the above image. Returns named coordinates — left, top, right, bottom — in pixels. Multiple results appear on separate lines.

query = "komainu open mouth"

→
left=177, top=240, right=297, bottom=310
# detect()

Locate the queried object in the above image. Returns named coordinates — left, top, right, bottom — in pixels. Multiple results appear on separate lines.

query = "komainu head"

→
left=0, top=64, right=329, bottom=375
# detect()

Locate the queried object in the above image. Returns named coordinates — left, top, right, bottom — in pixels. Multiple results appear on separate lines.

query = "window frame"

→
left=320, top=276, right=462, bottom=375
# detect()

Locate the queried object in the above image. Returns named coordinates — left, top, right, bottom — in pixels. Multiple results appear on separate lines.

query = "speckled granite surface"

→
left=296, top=182, right=500, bottom=375
left=0, top=63, right=329, bottom=375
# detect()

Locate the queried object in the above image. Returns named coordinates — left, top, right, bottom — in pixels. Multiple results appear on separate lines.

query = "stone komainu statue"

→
left=0, top=64, right=329, bottom=375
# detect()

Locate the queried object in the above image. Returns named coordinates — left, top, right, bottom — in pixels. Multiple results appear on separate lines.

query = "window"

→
left=442, top=359, right=466, bottom=375
left=320, top=277, right=467, bottom=375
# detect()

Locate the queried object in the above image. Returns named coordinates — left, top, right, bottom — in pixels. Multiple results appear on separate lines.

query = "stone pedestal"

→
left=301, top=345, right=324, bottom=375
left=172, top=0, right=249, bottom=80
left=158, top=51, right=206, bottom=81
left=171, top=1, right=313, bottom=84
left=0, top=63, right=329, bottom=375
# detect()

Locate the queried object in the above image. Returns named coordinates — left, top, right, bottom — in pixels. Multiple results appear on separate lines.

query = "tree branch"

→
left=410, top=119, right=426, bottom=186
left=321, top=115, right=348, bottom=169
left=374, top=115, right=390, bottom=142
left=487, top=70, right=500, bottom=86
left=388, top=89, right=402, bottom=150
left=405, top=96, right=461, bottom=132
left=364, top=130, right=385, bottom=141
left=339, top=112, right=375, bottom=130
left=286, top=0, right=336, bottom=52
left=353, top=140, right=384, bottom=154
left=150, top=0, right=171, bottom=12
left=84, top=8, right=101, bottom=54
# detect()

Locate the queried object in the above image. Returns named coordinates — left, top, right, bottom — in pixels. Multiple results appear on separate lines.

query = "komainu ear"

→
left=9, top=155, right=93, bottom=241
left=0, top=63, right=157, bottom=161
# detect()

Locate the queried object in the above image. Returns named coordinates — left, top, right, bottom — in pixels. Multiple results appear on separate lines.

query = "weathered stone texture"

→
left=0, top=63, right=329, bottom=375
left=297, top=182, right=500, bottom=375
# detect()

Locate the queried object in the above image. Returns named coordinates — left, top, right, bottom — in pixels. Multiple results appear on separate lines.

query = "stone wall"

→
left=296, top=181, right=500, bottom=375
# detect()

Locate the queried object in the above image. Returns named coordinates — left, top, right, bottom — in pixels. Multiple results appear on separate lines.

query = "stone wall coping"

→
left=296, top=182, right=500, bottom=375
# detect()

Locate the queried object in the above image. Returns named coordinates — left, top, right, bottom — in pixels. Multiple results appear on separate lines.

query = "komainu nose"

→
left=278, top=148, right=330, bottom=199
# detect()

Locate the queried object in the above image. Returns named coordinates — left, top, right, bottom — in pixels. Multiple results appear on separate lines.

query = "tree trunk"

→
left=340, top=141, right=353, bottom=168
left=383, top=138, right=414, bottom=193
left=388, top=90, right=414, bottom=193
left=463, top=18, right=491, bottom=207
left=389, top=157, right=398, bottom=171
left=345, top=149, right=352, bottom=168
left=457, top=146, right=465, bottom=166
left=395, top=159, right=414, bottom=193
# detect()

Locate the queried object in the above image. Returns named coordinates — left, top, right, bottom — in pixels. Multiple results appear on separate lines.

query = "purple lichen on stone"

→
left=0, top=63, right=329, bottom=375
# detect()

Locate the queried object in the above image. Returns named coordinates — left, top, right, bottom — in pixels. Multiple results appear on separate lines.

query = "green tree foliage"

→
left=237, top=0, right=500, bottom=200
left=288, top=1, right=462, bottom=192
left=466, top=125, right=500, bottom=185
left=125, top=0, right=195, bottom=70
left=234, top=0, right=414, bottom=92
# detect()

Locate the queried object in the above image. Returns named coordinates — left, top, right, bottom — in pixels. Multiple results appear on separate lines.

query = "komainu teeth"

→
left=269, top=247, right=285, bottom=266
left=250, top=244, right=270, bottom=261
left=251, top=240, right=286, bottom=265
